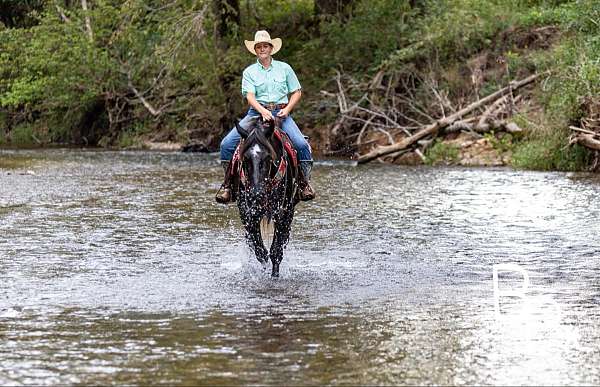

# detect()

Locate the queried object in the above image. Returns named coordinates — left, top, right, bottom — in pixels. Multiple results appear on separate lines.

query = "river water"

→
left=0, top=149, right=599, bottom=385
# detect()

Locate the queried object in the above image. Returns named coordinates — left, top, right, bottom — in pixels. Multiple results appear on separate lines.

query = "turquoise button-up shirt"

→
left=241, top=59, right=301, bottom=104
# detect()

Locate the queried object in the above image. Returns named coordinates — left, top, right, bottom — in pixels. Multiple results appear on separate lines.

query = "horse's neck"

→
left=267, top=133, right=283, bottom=160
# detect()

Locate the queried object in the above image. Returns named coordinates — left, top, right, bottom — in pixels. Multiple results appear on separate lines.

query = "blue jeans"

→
left=220, top=108, right=312, bottom=162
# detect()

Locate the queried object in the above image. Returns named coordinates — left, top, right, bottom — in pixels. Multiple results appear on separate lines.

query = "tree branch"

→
left=357, top=73, right=545, bottom=164
left=127, top=74, right=161, bottom=117
left=55, top=4, right=71, bottom=22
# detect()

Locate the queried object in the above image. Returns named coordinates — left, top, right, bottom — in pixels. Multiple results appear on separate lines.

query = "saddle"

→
left=273, top=129, right=298, bottom=169
left=228, top=128, right=298, bottom=201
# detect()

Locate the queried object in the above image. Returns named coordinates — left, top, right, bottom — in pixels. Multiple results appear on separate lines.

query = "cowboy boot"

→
left=298, top=161, right=316, bottom=201
left=215, top=161, right=232, bottom=204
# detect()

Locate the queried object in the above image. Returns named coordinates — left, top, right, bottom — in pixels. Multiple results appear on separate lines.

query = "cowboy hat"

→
left=244, top=30, right=282, bottom=55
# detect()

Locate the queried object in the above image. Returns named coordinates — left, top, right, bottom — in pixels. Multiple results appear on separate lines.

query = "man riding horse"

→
left=216, top=30, right=316, bottom=204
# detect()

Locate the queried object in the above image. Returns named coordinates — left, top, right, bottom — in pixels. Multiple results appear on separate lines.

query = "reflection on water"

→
left=0, top=149, right=599, bottom=385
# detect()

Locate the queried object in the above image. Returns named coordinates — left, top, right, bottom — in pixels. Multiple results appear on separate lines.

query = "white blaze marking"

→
left=250, top=144, right=262, bottom=158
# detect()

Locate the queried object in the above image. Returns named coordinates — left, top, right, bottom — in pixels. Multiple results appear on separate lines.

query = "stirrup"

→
left=215, top=186, right=232, bottom=204
left=298, top=183, right=315, bottom=201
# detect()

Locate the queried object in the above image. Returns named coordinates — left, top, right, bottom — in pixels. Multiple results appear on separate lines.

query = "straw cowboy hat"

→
left=244, top=30, right=282, bottom=55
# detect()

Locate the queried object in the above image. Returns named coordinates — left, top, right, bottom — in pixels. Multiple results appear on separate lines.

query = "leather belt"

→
left=261, top=102, right=287, bottom=111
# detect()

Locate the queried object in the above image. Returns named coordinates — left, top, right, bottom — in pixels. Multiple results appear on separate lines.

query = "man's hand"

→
left=260, top=108, right=274, bottom=121
left=276, top=108, right=290, bottom=118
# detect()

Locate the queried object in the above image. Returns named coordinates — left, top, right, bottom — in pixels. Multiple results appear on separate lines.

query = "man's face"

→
left=254, top=42, right=273, bottom=60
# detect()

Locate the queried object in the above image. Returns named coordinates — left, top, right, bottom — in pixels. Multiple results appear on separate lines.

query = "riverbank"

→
left=0, top=128, right=589, bottom=173
left=1, top=1, right=597, bottom=172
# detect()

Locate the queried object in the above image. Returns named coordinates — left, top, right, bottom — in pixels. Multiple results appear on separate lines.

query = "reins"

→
left=239, top=151, right=288, bottom=191
left=238, top=131, right=289, bottom=193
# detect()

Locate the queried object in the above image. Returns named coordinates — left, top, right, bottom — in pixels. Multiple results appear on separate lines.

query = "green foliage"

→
left=0, top=4, right=117, bottom=144
left=485, top=132, right=514, bottom=153
left=116, top=121, right=152, bottom=148
left=511, top=129, right=591, bottom=171
left=382, top=0, right=527, bottom=70
left=517, top=2, right=573, bottom=27
left=117, top=130, right=138, bottom=149
left=529, top=0, right=599, bottom=124
left=242, top=0, right=313, bottom=47
left=295, top=0, right=414, bottom=75
left=9, top=123, right=35, bottom=146
left=0, top=0, right=45, bottom=28
left=425, top=140, right=460, bottom=165
left=0, top=109, right=6, bottom=130
left=0, top=0, right=597, bottom=174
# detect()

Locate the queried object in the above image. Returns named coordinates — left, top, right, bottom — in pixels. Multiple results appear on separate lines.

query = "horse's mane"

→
left=239, top=121, right=279, bottom=161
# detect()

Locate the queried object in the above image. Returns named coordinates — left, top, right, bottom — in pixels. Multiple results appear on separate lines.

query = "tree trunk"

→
left=212, top=0, right=241, bottom=134
left=81, top=0, right=93, bottom=42
left=213, top=0, right=239, bottom=50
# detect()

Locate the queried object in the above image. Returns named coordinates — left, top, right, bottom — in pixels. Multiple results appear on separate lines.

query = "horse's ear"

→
left=273, top=117, right=282, bottom=131
left=235, top=120, right=250, bottom=139
left=263, top=118, right=275, bottom=138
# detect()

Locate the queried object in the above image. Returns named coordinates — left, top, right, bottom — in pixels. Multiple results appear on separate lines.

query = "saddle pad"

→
left=229, top=129, right=298, bottom=180
left=273, top=129, right=298, bottom=168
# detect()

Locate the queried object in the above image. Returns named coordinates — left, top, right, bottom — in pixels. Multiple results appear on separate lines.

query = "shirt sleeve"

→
left=285, top=64, right=301, bottom=93
left=241, top=69, right=255, bottom=97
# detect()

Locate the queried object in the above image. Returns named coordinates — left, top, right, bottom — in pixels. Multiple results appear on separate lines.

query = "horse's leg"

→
left=244, top=220, right=269, bottom=267
left=269, top=210, right=294, bottom=277
left=239, top=200, right=269, bottom=267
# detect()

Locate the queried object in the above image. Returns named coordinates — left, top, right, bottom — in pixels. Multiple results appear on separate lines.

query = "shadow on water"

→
left=1, top=149, right=599, bottom=384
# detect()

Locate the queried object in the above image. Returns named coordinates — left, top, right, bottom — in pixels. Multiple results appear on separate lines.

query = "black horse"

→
left=233, top=117, right=299, bottom=277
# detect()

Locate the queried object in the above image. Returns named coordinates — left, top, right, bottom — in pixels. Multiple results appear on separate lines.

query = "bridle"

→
left=239, top=143, right=288, bottom=193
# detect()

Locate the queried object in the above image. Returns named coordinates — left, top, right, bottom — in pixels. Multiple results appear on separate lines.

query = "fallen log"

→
left=504, top=122, right=522, bottom=133
left=575, top=134, right=600, bottom=151
left=569, top=125, right=598, bottom=136
left=446, top=119, right=523, bottom=134
left=357, top=73, right=544, bottom=164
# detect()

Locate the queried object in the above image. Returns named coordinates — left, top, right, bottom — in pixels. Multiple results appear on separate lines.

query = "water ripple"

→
left=0, top=150, right=599, bottom=385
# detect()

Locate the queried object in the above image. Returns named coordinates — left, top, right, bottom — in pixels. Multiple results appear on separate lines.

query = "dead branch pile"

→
left=323, top=69, right=548, bottom=164
left=569, top=97, right=600, bottom=150
left=569, top=96, right=600, bottom=169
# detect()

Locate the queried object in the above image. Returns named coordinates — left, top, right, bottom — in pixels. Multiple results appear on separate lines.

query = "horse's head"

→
left=236, top=117, right=282, bottom=198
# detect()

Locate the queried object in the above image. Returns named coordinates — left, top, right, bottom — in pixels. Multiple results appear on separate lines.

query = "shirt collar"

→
left=257, top=58, right=273, bottom=71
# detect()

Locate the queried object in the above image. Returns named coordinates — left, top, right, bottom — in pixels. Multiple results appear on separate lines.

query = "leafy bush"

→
left=9, top=123, right=35, bottom=146
left=530, top=0, right=599, bottom=117
left=0, top=0, right=597, bottom=175
left=0, top=6, right=116, bottom=144
left=425, top=140, right=460, bottom=165
left=117, top=130, right=138, bottom=149
left=511, top=128, right=591, bottom=171
left=295, top=0, right=414, bottom=75
left=485, top=132, right=514, bottom=153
